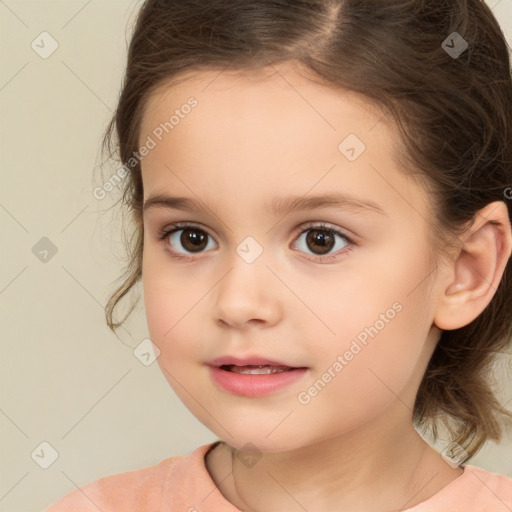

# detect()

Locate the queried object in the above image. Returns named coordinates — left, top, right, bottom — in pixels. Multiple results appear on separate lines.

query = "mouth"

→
left=207, top=356, right=309, bottom=397
left=208, top=355, right=307, bottom=372
left=219, top=364, right=298, bottom=375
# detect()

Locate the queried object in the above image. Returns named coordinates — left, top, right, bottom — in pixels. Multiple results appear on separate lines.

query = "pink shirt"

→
left=45, top=441, right=512, bottom=511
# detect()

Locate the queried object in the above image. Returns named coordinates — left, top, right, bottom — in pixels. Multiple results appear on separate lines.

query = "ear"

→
left=433, top=201, right=512, bottom=331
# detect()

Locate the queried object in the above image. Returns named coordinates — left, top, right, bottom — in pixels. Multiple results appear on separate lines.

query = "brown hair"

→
left=100, top=0, right=512, bottom=459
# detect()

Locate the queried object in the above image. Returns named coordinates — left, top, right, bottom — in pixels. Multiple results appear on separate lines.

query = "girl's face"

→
left=139, top=62, right=446, bottom=452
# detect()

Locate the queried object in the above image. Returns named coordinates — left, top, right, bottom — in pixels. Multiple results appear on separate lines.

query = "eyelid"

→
left=159, top=220, right=355, bottom=241
left=157, top=220, right=356, bottom=262
left=166, top=221, right=217, bottom=239
left=295, top=221, right=355, bottom=243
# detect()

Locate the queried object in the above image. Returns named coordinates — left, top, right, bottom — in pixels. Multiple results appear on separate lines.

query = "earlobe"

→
left=433, top=201, right=512, bottom=331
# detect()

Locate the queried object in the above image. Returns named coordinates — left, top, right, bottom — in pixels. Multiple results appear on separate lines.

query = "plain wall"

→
left=0, top=1, right=511, bottom=511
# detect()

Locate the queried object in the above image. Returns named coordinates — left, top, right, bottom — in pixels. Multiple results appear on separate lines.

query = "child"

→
left=46, top=0, right=512, bottom=510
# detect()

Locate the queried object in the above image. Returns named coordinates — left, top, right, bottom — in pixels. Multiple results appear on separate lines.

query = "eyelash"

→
left=156, top=222, right=355, bottom=263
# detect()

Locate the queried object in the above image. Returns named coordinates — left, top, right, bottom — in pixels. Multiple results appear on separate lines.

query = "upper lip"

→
left=207, top=355, right=304, bottom=368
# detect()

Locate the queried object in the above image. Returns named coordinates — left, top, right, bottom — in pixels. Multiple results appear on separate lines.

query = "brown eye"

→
left=178, top=228, right=208, bottom=252
left=293, top=223, right=352, bottom=262
left=160, top=225, right=217, bottom=258
left=158, top=222, right=353, bottom=263
left=305, top=229, right=336, bottom=255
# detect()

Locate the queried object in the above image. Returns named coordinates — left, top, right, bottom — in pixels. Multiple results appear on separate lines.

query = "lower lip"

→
left=208, top=366, right=308, bottom=397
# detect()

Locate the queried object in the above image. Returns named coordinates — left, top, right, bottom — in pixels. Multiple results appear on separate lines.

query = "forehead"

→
left=140, top=62, right=386, bottom=145
left=137, top=62, right=432, bottom=229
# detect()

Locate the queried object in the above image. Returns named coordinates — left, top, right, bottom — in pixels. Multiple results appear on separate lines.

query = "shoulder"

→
left=410, top=464, right=512, bottom=512
left=44, top=443, right=217, bottom=512
left=461, top=465, right=512, bottom=506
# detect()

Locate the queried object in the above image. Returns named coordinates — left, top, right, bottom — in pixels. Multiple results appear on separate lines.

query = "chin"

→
left=204, top=422, right=315, bottom=454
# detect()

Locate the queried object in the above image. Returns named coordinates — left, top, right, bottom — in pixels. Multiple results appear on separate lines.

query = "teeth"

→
left=223, top=364, right=292, bottom=375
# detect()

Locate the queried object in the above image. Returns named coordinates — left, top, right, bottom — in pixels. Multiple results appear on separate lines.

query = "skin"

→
left=138, top=61, right=512, bottom=512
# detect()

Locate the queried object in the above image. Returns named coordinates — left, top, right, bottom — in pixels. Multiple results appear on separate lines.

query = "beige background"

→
left=0, top=1, right=511, bottom=511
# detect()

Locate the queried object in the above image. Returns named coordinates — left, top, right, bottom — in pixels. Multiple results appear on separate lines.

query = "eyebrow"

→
left=143, top=192, right=387, bottom=217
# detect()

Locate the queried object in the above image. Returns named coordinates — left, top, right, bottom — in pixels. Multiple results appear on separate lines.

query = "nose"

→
left=212, top=251, right=283, bottom=329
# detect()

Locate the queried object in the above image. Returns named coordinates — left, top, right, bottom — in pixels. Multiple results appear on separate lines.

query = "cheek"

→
left=290, top=306, right=431, bottom=447
left=143, top=291, right=199, bottom=363
left=142, top=250, right=200, bottom=358
left=313, top=233, right=433, bottom=346
left=142, top=269, right=208, bottom=411
left=298, top=243, right=434, bottom=406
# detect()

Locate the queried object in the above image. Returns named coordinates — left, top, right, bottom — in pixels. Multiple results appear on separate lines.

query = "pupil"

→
left=182, top=229, right=207, bottom=252
left=307, top=229, right=334, bottom=255
left=178, top=228, right=335, bottom=255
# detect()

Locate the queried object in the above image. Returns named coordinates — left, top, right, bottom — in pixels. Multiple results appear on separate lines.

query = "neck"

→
left=211, top=403, right=462, bottom=512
